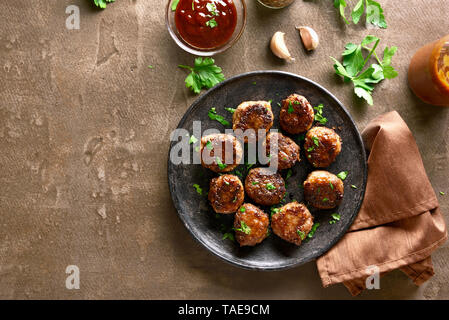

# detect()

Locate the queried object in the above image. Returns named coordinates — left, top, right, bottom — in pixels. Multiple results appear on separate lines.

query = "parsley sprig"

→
left=331, top=35, right=398, bottom=105
left=334, top=0, right=387, bottom=28
left=93, top=0, right=115, bottom=9
left=178, top=58, right=225, bottom=94
left=235, top=221, right=251, bottom=235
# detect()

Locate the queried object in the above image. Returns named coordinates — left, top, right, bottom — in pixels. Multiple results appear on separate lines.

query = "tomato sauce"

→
left=175, top=0, right=237, bottom=49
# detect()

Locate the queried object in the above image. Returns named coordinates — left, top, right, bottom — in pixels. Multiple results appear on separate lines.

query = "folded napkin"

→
left=316, top=111, right=447, bottom=296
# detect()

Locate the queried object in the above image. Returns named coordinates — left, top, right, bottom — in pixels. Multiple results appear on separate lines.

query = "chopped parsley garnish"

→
left=287, top=102, right=294, bottom=114
left=205, top=140, right=213, bottom=150
left=329, top=182, right=334, bottom=190
left=193, top=184, right=202, bottom=195
left=297, top=230, right=306, bottom=240
left=206, top=2, right=219, bottom=16
left=337, top=171, right=348, bottom=180
left=314, top=104, right=328, bottom=125
left=178, top=57, right=225, bottom=94
left=240, top=206, right=246, bottom=213
left=225, top=107, right=236, bottom=114
left=171, top=0, right=180, bottom=11
left=307, top=146, right=315, bottom=152
left=189, top=135, right=198, bottom=144
left=216, top=156, right=227, bottom=170
left=307, top=223, right=320, bottom=239
left=93, top=0, right=115, bottom=9
left=148, top=65, right=154, bottom=69
left=312, top=136, right=320, bottom=147
left=206, top=18, right=218, bottom=28
left=286, top=169, right=293, bottom=180
left=235, top=221, right=251, bottom=235
left=351, top=185, right=358, bottom=189
left=440, top=191, right=446, bottom=196
left=270, top=207, right=280, bottom=217
left=222, top=232, right=235, bottom=241
left=329, top=213, right=341, bottom=224
left=208, top=107, right=230, bottom=126
left=322, top=198, right=329, bottom=202
left=266, top=183, right=276, bottom=190
left=252, top=181, right=259, bottom=185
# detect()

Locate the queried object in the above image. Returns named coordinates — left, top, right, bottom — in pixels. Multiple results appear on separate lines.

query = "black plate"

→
left=168, top=71, right=367, bottom=270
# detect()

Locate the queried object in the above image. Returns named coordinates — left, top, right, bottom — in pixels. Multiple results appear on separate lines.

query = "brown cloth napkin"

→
left=316, top=111, right=447, bottom=296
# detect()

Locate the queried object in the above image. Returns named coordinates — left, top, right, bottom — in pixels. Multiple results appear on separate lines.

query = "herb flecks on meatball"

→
left=265, top=131, right=300, bottom=170
left=245, top=168, right=286, bottom=206
left=304, top=127, right=342, bottom=168
left=208, top=174, right=245, bottom=214
left=200, top=134, right=243, bottom=173
left=233, top=101, right=274, bottom=142
left=271, top=202, right=314, bottom=246
left=303, top=170, right=344, bottom=209
left=279, top=94, right=315, bottom=134
left=234, top=203, right=270, bottom=247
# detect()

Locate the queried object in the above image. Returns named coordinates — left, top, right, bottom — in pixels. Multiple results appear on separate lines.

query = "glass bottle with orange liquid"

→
left=408, top=34, right=449, bottom=107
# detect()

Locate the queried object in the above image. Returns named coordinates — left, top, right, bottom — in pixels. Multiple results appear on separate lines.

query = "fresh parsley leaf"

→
left=206, top=18, right=218, bottom=28
left=288, top=102, right=294, bottom=114
left=178, top=57, right=225, bottom=94
left=314, top=104, right=328, bottom=124
left=440, top=191, right=446, bottom=196
left=208, top=107, right=230, bottom=127
left=312, top=136, right=320, bottom=147
left=189, top=135, right=198, bottom=144
left=225, top=107, right=236, bottom=114
left=206, top=2, right=219, bottom=16
left=266, top=183, right=276, bottom=190
left=331, top=36, right=397, bottom=105
left=216, top=156, right=227, bottom=170
left=240, top=206, right=246, bottom=213
left=329, top=213, right=341, bottom=225
left=270, top=207, right=280, bottom=217
left=329, top=182, right=334, bottom=190
left=222, top=232, right=235, bottom=241
left=93, top=0, right=115, bottom=9
left=307, top=223, right=320, bottom=239
left=171, top=0, right=180, bottom=11
left=193, top=184, right=202, bottom=195
left=366, top=0, right=387, bottom=28
left=334, top=0, right=387, bottom=28
left=235, top=221, right=251, bottom=235
left=337, top=171, right=348, bottom=180
left=297, top=230, right=306, bottom=240
left=205, top=141, right=213, bottom=150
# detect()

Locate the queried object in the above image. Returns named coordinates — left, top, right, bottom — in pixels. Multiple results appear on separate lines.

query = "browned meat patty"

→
left=303, top=170, right=344, bottom=209
left=264, top=132, right=300, bottom=170
left=279, top=94, right=315, bottom=134
left=208, top=175, right=245, bottom=214
left=200, top=134, right=243, bottom=173
left=233, top=101, right=274, bottom=142
left=245, top=167, right=286, bottom=206
left=234, top=203, right=269, bottom=247
left=271, top=202, right=314, bottom=246
left=304, top=126, right=342, bottom=168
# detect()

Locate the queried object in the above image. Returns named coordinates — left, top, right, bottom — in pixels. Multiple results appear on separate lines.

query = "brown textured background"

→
left=0, top=0, right=448, bottom=299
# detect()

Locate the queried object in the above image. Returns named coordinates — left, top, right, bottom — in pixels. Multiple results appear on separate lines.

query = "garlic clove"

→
left=296, top=26, right=319, bottom=51
left=270, top=31, right=295, bottom=62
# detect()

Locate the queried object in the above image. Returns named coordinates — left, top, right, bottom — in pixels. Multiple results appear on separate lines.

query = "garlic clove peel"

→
left=270, top=31, right=295, bottom=62
left=296, top=26, right=319, bottom=51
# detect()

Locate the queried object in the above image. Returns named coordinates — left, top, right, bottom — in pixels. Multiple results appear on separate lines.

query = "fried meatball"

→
left=208, top=175, right=244, bottom=214
left=271, top=202, right=314, bottom=246
left=233, top=101, right=274, bottom=142
left=279, top=94, right=315, bottom=134
left=304, top=127, right=342, bottom=168
left=245, top=168, right=286, bottom=206
left=303, top=170, right=344, bottom=209
left=234, top=203, right=269, bottom=247
left=264, top=132, right=300, bottom=170
left=200, top=134, right=243, bottom=173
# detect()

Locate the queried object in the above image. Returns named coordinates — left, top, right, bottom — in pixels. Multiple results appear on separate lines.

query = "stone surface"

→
left=0, top=0, right=448, bottom=299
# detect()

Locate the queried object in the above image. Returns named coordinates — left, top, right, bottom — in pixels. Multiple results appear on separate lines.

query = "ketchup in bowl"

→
left=175, top=0, right=238, bottom=49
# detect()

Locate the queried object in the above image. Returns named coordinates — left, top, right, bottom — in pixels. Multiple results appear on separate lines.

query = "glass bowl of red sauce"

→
left=166, top=0, right=246, bottom=56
